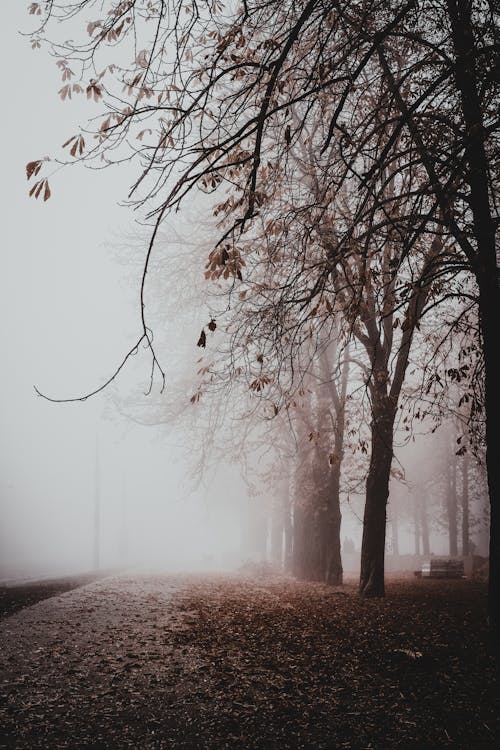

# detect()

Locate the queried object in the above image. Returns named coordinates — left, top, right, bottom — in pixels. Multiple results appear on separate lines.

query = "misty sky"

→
left=1, top=4, right=246, bottom=578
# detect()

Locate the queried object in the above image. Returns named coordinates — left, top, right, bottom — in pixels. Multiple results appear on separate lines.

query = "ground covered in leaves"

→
left=0, top=573, right=107, bottom=620
left=0, top=574, right=497, bottom=749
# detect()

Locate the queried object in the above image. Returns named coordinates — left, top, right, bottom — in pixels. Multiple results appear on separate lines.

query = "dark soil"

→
left=0, top=574, right=498, bottom=749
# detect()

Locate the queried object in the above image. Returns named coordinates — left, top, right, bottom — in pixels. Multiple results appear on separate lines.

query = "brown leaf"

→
left=26, top=160, right=42, bottom=180
left=29, top=179, right=51, bottom=201
left=59, top=84, right=72, bottom=101
left=64, top=135, right=85, bottom=157
left=29, top=180, right=41, bottom=197
left=87, top=21, right=102, bottom=37
left=197, top=330, right=206, bottom=348
left=207, top=319, right=217, bottom=332
left=86, top=81, right=103, bottom=102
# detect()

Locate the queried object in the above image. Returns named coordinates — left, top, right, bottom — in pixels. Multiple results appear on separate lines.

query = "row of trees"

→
left=28, top=1, right=498, bottom=634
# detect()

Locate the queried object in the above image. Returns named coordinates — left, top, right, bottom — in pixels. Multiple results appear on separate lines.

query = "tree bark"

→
left=312, top=340, right=348, bottom=585
left=323, top=460, right=343, bottom=585
left=359, top=402, right=395, bottom=597
left=478, top=285, right=500, bottom=634
left=446, top=0, right=499, bottom=640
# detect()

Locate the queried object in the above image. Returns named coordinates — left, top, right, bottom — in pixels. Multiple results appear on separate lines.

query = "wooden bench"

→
left=421, top=558, right=464, bottom=579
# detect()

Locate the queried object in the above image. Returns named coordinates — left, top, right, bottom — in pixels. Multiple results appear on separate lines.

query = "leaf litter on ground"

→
left=0, top=574, right=497, bottom=749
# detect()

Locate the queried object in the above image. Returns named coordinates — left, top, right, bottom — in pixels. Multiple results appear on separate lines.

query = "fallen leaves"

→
left=0, top=575, right=497, bottom=749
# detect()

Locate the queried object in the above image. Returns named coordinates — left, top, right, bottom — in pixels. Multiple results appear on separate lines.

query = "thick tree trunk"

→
left=446, top=0, right=499, bottom=644
left=323, top=462, right=343, bottom=585
left=359, top=405, right=395, bottom=597
left=478, top=283, right=500, bottom=636
left=322, top=360, right=348, bottom=586
left=292, top=500, right=321, bottom=581
left=298, top=507, right=322, bottom=581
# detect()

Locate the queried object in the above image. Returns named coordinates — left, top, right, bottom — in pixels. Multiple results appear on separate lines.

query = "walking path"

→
left=0, top=575, right=194, bottom=749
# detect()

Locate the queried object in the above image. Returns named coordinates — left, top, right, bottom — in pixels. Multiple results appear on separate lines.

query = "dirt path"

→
left=0, top=574, right=497, bottom=749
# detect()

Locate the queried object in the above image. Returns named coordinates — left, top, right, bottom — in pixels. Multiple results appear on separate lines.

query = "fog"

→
left=0, top=6, right=250, bottom=580
left=0, top=5, right=488, bottom=584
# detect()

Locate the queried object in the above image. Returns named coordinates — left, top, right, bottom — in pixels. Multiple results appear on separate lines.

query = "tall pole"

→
left=119, top=473, right=128, bottom=566
left=93, top=433, right=101, bottom=571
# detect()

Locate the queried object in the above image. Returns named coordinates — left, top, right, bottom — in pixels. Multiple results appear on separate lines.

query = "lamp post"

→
left=93, top=433, right=101, bottom=571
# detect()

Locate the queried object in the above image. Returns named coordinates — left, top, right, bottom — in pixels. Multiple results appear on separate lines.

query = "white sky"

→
left=0, top=4, right=250, bottom=579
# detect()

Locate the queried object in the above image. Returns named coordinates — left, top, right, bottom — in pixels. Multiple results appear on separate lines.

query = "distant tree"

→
left=286, top=336, right=350, bottom=585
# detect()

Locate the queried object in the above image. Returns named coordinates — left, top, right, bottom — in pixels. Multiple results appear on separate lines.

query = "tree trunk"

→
left=292, top=499, right=321, bottom=580
left=270, top=499, right=283, bottom=569
left=298, top=507, right=321, bottom=581
left=283, top=488, right=293, bottom=574
left=446, top=0, right=500, bottom=643
left=447, top=450, right=458, bottom=557
left=413, top=495, right=420, bottom=556
left=323, top=461, right=343, bottom=585
left=478, top=283, right=500, bottom=636
left=462, top=452, right=470, bottom=557
left=291, top=504, right=305, bottom=578
left=359, top=404, right=395, bottom=597
left=390, top=505, right=400, bottom=557
left=317, top=340, right=348, bottom=586
left=420, top=494, right=430, bottom=557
